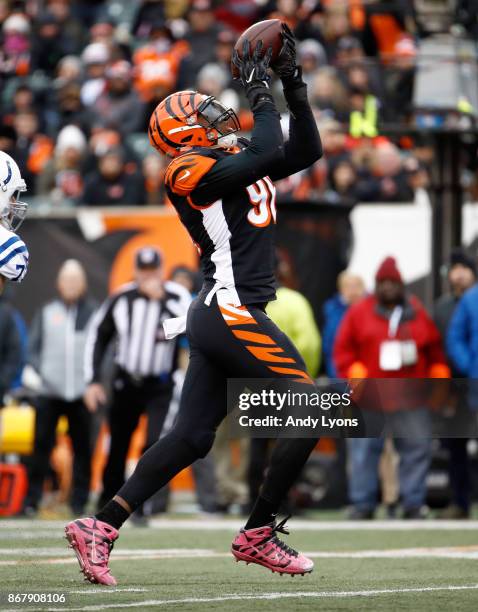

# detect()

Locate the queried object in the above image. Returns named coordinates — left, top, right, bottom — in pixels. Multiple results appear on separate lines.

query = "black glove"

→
left=232, top=39, right=273, bottom=109
left=274, top=24, right=305, bottom=90
left=273, top=24, right=297, bottom=79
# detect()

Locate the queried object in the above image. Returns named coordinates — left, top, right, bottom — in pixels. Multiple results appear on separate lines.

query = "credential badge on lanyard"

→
left=379, top=306, right=403, bottom=371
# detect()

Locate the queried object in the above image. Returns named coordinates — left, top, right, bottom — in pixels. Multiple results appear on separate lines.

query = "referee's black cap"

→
left=135, top=247, right=162, bottom=269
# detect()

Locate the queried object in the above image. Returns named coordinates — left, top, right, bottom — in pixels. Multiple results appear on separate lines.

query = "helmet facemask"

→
left=1, top=188, right=28, bottom=232
left=195, top=97, right=240, bottom=148
left=149, top=91, right=241, bottom=157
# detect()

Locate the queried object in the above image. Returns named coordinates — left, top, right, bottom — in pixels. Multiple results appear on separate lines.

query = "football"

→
left=231, top=19, right=283, bottom=79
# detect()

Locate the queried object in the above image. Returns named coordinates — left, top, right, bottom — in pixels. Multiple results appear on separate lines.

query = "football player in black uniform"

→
left=65, top=26, right=323, bottom=585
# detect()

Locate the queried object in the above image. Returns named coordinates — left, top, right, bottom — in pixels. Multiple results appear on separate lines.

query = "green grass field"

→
left=1, top=516, right=478, bottom=611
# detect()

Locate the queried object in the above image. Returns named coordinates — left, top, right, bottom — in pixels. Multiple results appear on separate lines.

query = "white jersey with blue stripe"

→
left=0, top=224, right=29, bottom=282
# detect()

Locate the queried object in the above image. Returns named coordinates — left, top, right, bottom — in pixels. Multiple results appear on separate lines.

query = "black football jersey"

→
left=164, top=85, right=322, bottom=306
left=165, top=141, right=278, bottom=305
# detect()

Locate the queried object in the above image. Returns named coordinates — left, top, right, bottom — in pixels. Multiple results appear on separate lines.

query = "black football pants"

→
left=25, top=397, right=92, bottom=512
left=98, top=372, right=172, bottom=509
left=118, top=296, right=319, bottom=512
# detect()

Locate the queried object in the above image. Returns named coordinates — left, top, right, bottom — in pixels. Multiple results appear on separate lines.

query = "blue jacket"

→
left=447, top=284, right=478, bottom=378
left=322, top=294, right=348, bottom=378
left=11, top=310, right=28, bottom=389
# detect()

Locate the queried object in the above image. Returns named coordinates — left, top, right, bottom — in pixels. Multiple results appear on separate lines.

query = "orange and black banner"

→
left=8, top=201, right=353, bottom=325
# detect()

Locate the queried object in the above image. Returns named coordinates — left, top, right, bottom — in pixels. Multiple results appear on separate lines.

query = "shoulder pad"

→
left=165, top=153, right=216, bottom=196
left=0, top=231, right=29, bottom=282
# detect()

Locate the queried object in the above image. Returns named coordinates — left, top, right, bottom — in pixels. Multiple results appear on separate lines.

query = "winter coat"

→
left=322, top=293, right=348, bottom=378
left=334, top=294, right=447, bottom=379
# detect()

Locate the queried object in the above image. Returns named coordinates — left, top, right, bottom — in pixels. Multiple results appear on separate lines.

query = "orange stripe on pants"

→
left=232, top=329, right=275, bottom=344
left=246, top=345, right=296, bottom=363
left=268, top=366, right=313, bottom=384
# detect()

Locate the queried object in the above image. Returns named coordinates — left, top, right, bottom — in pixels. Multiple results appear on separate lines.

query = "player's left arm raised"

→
left=269, top=24, right=323, bottom=181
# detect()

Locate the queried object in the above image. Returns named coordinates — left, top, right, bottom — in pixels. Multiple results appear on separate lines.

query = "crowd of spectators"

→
left=0, top=0, right=437, bottom=207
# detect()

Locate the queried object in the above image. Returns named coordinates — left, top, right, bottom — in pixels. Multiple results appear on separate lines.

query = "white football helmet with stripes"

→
left=0, top=151, right=28, bottom=232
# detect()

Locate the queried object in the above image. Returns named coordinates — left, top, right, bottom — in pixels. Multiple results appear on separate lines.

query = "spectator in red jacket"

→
left=335, top=257, right=448, bottom=381
left=334, top=256, right=449, bottom=519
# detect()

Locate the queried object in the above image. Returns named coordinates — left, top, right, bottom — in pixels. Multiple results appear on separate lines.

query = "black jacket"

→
left=434, top=292, right=460, bottom=376
left=0, top=299, right=21, bottom=401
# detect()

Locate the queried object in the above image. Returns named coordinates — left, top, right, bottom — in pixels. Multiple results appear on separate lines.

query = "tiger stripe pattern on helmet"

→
left=149, top=91, right=214, bottom=157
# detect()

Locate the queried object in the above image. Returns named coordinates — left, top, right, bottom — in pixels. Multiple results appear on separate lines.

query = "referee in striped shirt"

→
left=84, top=247, right=191, bottom=511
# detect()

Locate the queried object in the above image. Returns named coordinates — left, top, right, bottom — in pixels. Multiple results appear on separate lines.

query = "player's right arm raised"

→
left=269, top=24, right=323, bottom=181
left=186, top=39, right=285, bottom=207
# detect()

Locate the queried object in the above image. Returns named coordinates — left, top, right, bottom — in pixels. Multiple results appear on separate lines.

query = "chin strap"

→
left=217, top=133, right=238, bottom=148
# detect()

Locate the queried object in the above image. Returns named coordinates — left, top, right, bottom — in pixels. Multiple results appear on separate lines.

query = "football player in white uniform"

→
left=0, top=151, right=29, bottom=294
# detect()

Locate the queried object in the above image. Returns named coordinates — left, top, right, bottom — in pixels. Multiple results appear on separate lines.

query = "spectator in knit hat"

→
left=334, top=256, right=449, bottom=519
left=297, top=39, right=327, bottom=88
left=54, top=55, right=83, bottom=88
left=435, top=249, right=477, bottom=346
left=0, top=13, right=31, bottom=79
left=94, top=61, right=145, bottom=135
left=80, top=42, right=110, bottom=107
left=37, top=125, right=87, bottom=204
left=434, top=248, right=477, bottom=519
left=196, top=63, right=239, bottom=113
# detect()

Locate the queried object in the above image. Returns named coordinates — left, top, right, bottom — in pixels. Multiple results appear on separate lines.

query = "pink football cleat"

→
left=65, top=517, right=118, bottom=586
left=231, top=516, right=314, bottom=575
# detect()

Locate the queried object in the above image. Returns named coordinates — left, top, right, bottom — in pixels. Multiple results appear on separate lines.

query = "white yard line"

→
left=0, top=521, right=64, bottom=528
left=0, top=548, right=212, bottom=557
left=2, top=546, right=478, bottom=566
left=3, top=585, right=478, bottom=612
left=68, top=589, right=148, bottom=594
left=2, top=518, right=478, bottom=530
left=149, top=518, right=478, bottom=531
left=0, top=531, right=63, bottom=539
